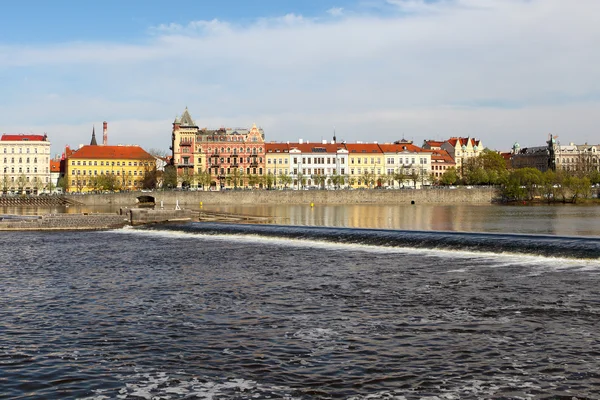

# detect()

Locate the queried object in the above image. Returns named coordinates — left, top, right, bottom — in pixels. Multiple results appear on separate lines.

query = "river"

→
left=1, top=204, right=599, bottom=399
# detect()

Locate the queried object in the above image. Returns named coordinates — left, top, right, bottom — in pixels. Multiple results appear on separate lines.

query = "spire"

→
left=90, top=125, right=98, bottom=146
left=179, top=107, right=196, bottom=127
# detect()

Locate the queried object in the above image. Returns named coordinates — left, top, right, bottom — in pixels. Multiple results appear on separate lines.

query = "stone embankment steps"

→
left=0, top=196, right=82, bottom=207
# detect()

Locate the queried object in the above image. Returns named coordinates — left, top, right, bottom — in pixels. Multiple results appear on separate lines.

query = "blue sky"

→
left=1, top=0, right=599, bottom=156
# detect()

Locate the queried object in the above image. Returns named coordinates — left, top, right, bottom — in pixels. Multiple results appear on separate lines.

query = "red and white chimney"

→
left=103, top=121, right=108, bottom=146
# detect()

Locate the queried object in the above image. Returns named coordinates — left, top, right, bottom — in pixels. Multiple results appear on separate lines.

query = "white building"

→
left=289, top=140, right=349, bottom=189
left=0, top=134, right=51, bottom=194
left=379, top=141, right=432, bottom=188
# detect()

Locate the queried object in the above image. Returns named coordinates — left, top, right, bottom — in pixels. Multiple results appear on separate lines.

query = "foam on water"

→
left=81, top=372, right=303, bottom=400
left=111, top=225, right=600, bottom=271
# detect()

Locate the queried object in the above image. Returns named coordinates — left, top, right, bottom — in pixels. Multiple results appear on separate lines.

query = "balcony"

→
left=177, top=161, right=194, bottom=168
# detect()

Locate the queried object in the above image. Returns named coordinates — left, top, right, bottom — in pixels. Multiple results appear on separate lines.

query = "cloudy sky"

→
left=1, top=0, right=598, bottom=156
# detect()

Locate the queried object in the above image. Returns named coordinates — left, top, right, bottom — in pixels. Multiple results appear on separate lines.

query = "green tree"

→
left=361, top=170, right=375, bottom=188
left=142, top=167, right=159, bottom=190
left=279, top=172, right=292, bottom=188
left=265, top=172, right=275, bottom=189
left=57, top=176, right=67, bottom=193
left=162, top=165, right=178, bottom=190
left=312, top=173, right=326, bottom=189
left=393, top=169, right=406, bottom=188
left=196, top=170, right=212, bottom=191
left=248, top=174, right=260, bottom=188
left=440, top=167, right=458, bottom=186
left=331, top=173, right=344, bottom=189
left=565, top=175, right=591, bottom=203
left=2, top=174, right=9, bottom=193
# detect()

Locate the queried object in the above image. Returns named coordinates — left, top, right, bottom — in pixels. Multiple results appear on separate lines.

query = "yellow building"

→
left=66, top=144, right=156, bottom=193
left=344, top=143, right=385, bottom=188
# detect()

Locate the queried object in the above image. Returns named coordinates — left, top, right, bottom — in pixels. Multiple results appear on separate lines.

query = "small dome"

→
left=513, top=142, right=520, bottom=149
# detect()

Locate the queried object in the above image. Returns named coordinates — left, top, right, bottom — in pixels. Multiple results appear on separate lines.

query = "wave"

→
left=132, top=223, right=600, bottom=261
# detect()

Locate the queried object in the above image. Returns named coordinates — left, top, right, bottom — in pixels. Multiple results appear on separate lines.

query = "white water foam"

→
left=81, top=372, right=302, bottom=400
left=109, top=227, right=600, bottom=271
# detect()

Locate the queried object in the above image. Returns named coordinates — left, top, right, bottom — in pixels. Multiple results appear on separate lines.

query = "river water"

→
left=1, top=205, right=600, bottom=399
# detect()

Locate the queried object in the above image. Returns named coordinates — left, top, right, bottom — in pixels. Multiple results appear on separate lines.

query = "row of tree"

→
left=435, top=149, right=600, bottom=202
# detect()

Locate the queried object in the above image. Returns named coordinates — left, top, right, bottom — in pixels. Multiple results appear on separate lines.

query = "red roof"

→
left=378, top=143, right=424, bottom=153
left=446, top=137, right=480, bottom=147
left=1, top=134, right=48, bottom=142
left=343, top=143, right=382, bottom=154
left=423, top=140, right=444, bottom=148
left=288, top=142, right=346, bottom=153
left=425, top=149, right=456, bottom=164
left=50, top=160, right=61, bottom=172
left=265, top=143, right=290, bottom=153
left=69, top=145, right=154, bottom=160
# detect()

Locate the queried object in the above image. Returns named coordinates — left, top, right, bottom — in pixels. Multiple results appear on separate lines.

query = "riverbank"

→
left=71, top=187, right=499, bottom=207
left=0, top=209, right=193, bottom=231
left=0, top=213, right=128, bottom=231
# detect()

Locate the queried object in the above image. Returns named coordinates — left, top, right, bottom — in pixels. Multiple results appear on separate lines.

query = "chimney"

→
left=299, top=138, right=303, bottom=144
left=103, top=121, right=108, bottom=145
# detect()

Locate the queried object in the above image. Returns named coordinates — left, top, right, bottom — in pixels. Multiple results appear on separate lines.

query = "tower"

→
left=103, top=121, right=108, bottom=146
left=90, top=126, right=98, bottom=146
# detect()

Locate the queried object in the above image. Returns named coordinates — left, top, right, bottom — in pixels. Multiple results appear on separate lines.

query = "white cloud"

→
left=1, top=0, right=599, bottom=155
left=327, top=7, right=345, bottom=17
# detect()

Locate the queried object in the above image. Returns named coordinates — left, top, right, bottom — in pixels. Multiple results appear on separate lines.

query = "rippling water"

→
left=2, top=212, right=600, bottom=398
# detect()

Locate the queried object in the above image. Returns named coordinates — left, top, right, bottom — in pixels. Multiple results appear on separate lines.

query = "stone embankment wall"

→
left=0, top=213, right=128, bottom=231
left=74, top=188, right=498, bottom=207
left=125, top=208, right=192, bottom=226
left=0, top=196, right=76, bottom=207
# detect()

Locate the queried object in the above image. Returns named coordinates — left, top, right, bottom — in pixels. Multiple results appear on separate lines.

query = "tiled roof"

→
left=265, top=143, right=290, bottom=153
left=50, top=160, right=61, bottom=172
left=69, top=145, right=154, bottom=160
left=378, top=143, right=424, bottom=153
left=343, top=143, right=383, bottom=154
left=446, top=137, right=481, bottom=148
left=426, top=149, right=455, bottom=164
left=288, top=143, right=346, bottom=153
left=1, top=134, right=48, bottom=142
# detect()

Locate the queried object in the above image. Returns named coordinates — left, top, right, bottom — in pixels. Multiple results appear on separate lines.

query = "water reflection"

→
left=4, top=203, right=600, bottom=236
left=201, top=204, right=600, bottom=236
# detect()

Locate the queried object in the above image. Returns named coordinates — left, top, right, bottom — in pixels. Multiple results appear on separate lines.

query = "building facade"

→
left=379, top=141, right=432, bottom=188
left=288, top=141, right=348, bottom=189
left=345, top=143, right=385, bottom=188
left=440, top=137, right=483, bottom=176
left=428, top=149, right=456, bottom=181
left=66, top=145, right=156, bottom=193
left=265, top=143, right=291, bottom=188
left=171, top=107, right=266, bottom=189
left=0, top=134, right=51, bottom=194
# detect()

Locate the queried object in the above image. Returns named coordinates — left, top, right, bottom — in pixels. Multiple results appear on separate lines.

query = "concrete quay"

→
left=0, top=209, right=193, bottom=231
left=0, top=213, right=129, bottom=231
